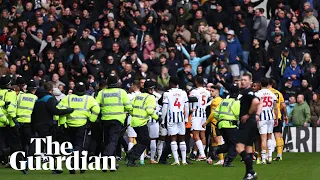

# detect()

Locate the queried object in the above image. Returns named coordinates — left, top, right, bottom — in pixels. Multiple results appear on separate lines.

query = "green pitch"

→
left=1, top=153, right=320, bottom=180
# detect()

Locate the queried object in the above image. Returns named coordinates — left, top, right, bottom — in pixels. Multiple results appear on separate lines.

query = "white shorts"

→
left=147, top=122, right=159, bottom=139
left=127, top=126, right=137, bottom=137
left=230, top=64, right=240, bottom=77
left=191, top=117, right=206, bottom=131
left=168, top=122, right=186, bottom=136
left=258, top=120, right=274, bottom=134
left=160, top=125, right=167, bottom=136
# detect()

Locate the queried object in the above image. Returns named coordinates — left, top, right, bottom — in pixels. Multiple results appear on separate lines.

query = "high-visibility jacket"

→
left=206, top=96, right=223, bottom=128
left=57, top=94, right=100, bottom=127
left=214, top=98, right=240, bottom=129
left=0, top=89, right=17, bottom=127
left=131, top=93, right=158, bottom=127
left=96, top=88, right=132, bottom=124
left=16, top=92, right=37, bottom=123
left=0, top=100, right=9, bottom=127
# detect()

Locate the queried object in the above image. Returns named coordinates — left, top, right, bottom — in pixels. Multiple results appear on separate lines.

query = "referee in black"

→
left=236, top=73, right=260, bottom=180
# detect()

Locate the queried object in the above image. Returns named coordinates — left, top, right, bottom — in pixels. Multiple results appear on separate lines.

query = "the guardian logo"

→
left=10, top=136, right=116, bottom=171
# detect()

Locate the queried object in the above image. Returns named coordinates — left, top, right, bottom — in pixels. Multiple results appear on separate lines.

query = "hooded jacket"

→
left=31, top=88, right=73, bottom=126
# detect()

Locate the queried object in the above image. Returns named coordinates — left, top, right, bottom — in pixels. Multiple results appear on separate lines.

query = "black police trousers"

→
left=88, top=121, right=103, bottom=156
left=2, top=126, right=24, bottom=167
left=19, top=123, right=33, bottom=155
left=102, top=120, right=122, bottom=156
left=128, top=125, right=150, bottom=161
left=217, top=128, right=238, bottom=162
left=65, top=125, right=88, bottom=152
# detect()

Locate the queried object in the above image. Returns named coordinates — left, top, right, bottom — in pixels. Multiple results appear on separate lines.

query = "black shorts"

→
left=273, top=119, right=283, bottom=133
left=237, top=118, right=258, bottom=146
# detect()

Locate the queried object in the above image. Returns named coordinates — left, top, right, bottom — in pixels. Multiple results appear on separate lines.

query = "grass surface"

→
left=0, top=153, right=320, bottom=180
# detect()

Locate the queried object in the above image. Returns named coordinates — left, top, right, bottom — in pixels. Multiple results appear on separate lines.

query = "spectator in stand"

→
left=286, top=95, right=296, bottom=127
left=304, top=65, right=320, bottom=90
left=177, top=63, right=193, bottom=90
left=225, top=29, right=242, bottom=79
left=253, top=8, right=268, bottom=47
left=299, top=79, right=313, bottom=104
left=172, top=23, right=191, bottom=46
left=157, top=66, right=170, bottom=91
left=236, top=56, right=266, bottom=82
left=300, top=53, right=313, bottom=73
left=284, top=58, right=304, bottom=88
left=180, top=42, right=213, bottom=76
left=289, top=94, right=311, bottom=127
left=143, top=34, right=155, bottom=61
left=310, top=92, right=320, bottom=127
left=238, top=19, right=251, bottom=68
left=303, top=8, right=319, bottom=32
left=52, top=73, right=65, bottom=88
left=120, top=62, right=135, bottom=90
left=249, top=38, right=267, bottom=67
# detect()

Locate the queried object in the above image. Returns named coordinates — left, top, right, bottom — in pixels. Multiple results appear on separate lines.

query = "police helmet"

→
left=16, top=76, right=25, bottom=85
left=27, top=80, right=37, bottom=89
left=229, top=84, right=239, bottom=97
left=75, top=82, right=86, bottom=93
left=107, top=74, right=118, bottom=88
left=0, top=75, right=11, bottom=87
left=144, top=79, right=156, bottom=89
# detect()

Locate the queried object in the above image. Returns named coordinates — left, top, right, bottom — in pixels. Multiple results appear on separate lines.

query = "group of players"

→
left=0, top=72, right=287, bottom=180
left=126, top=73, right=287, bottom=180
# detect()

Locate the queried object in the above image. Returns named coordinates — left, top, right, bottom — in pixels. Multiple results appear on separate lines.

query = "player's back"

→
left=190, top=87, right=210, bottom=118
left=256, top=89, right=276, bottom=121
left=164, top=88, right=188, bottom=123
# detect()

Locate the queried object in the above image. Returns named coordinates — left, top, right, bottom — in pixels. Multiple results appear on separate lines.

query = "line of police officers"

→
left=0, top=73, right=162, bottom=174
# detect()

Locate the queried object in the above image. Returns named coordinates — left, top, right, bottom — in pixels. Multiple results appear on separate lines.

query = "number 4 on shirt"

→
left=174, top=98, right=181, bottom=109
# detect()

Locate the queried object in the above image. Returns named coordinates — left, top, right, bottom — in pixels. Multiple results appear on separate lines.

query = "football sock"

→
left=193, top=151, right=197, bottom=156
left=196, top=140, right=205, bottom=157
left=179, top=141, right=187, bottom=163
left=217, top=142, right=223, bottom=160
left=150, top=140, right=156, bottom=161
left=261, top=150, right=266, bottom=161
left=171, top=141, right=179, bottom=163
left=240, top=151, right=254, bottom=174
left=267, top=139, right=273, bottom=158
left=276, top=137, right=284, bottom=157
left=157, top=140, right=164, bottom=161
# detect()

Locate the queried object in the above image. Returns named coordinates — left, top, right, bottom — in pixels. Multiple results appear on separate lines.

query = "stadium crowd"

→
left=0, top=0, right=317, bottom=127
left=0, top=0, right=319, bottom=178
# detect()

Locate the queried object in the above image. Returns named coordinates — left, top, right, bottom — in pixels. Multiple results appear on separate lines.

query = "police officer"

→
left=237, top=73, right=260, bottom=180
left=95, top=74, right=132, bottom=170
left=16, top=80, right=38, bottom=160
left=0, top=99, right=10, bottom=165
left=0, top=75, right=26, bottom=174
left=126, top=80, right=162, bottom=167
left=57, top=82, right=100, bottom=174
left=212, top=84, right=240, bottom=167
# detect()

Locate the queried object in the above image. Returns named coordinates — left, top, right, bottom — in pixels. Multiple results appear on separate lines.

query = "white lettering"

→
left=42, top=156, right=55, bottom=170
left=60, top=141, right=73, bottom=156
left=30, top=138, right=46, bottom=155
left=10, top=151, right=26, bottom=170
left=46, top=136, right=61, bottom=155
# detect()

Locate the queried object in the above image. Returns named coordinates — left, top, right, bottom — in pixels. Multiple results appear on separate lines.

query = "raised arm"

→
left=181, top=45, right=191, bottom=60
